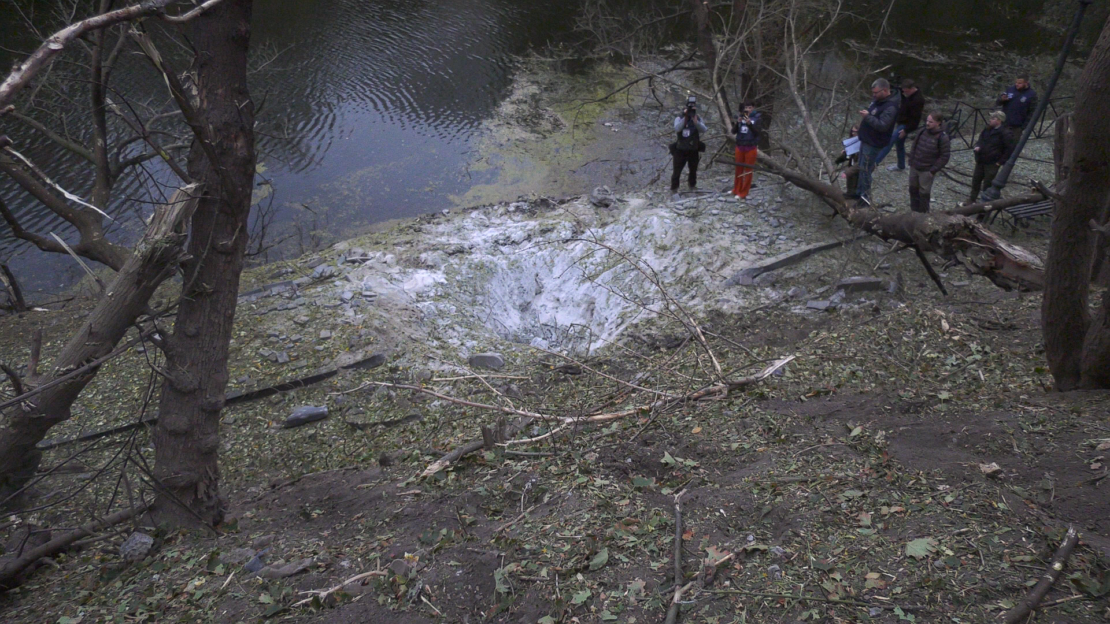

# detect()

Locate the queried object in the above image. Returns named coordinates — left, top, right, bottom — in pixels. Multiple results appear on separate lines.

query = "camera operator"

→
left=731, top=102, right=761, bottom=200
left=670, top=96, right=708, bottom=195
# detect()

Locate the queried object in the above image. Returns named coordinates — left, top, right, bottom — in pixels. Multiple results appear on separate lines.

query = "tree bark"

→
left=1043, top=15, right=1110, bottom=390
left=0, top=185, right=200, bottom=503
left=151, top=0, right=255, bottom=527
left=756, top=153, right=1046, bottom=291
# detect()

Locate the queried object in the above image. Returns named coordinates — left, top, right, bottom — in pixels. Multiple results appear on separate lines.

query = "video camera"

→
left=683, top=95, right=697, bottom=117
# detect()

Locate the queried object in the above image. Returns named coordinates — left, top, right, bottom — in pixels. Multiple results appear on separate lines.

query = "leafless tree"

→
left=0, top=0, right=206, bottom=271
left=0, top=0, right=257, bottom=531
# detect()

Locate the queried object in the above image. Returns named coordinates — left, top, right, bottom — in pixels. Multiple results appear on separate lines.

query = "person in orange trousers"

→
left=732, top=102, right=761, bottom=199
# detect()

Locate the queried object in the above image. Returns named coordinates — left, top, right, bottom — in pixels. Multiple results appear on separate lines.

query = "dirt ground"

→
left=2, top=203, right=1106, bottom=624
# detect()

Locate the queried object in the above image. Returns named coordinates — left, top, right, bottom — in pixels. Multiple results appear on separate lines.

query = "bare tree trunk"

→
left=151, top=0, right=255, bottom=527
left=0, top=186, right=200, bottom=502
left=1043, top=15, right=1110, bottom=390
left=688, top=0, right=734, bottom=131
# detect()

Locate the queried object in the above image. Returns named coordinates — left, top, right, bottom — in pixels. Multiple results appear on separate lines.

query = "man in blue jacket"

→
left=851, top=79, right=900, bottom=204
left=996, top=75, right=1038, bottom=139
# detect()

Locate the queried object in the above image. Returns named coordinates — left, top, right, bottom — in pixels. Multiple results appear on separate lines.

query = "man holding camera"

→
left=732, top=102, right=761, bottom=200
left=670, top=96, right=708, bottom=195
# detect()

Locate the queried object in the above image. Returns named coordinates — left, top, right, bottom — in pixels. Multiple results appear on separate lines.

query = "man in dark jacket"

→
left=852, top=78, right=900, bottom=203
left=907, top=112, right=951, bottom=213
left=670, top=98, right=708, bottom=194
left=968, top=111, right=1015, bottom=203
left=878, top=78, right=925, bottom=171
left=996, top=75, right=1038, bottom=139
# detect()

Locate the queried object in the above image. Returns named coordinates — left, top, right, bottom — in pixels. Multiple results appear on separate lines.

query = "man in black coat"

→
left=968, top=111, right=1015, bottom=203
left=878, top=78, right=925, bottom=171
left=907, top=112, right=951, bottom=213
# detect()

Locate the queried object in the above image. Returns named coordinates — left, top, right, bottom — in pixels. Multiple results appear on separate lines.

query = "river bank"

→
left=4, top=41, right=1110, bottom=623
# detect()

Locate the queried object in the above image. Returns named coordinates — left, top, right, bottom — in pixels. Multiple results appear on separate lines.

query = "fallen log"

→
left=756, top=154, right=1046, bottom=291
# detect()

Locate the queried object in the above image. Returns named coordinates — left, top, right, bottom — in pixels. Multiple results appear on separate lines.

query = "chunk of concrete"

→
left=835, top=277, right=887, bottom=294
left=283, top=405, right=328, bottom=428
left=468, top=352, right=505, bottom=371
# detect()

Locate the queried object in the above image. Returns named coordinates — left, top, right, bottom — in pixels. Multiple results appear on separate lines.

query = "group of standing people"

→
left=847, top=77, right=953, bottom=213
left=846, top=74, right=1036, bottom=211
left=668, top=73, right=1039, bottom=214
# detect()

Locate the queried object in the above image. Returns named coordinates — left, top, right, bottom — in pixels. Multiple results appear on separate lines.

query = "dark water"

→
left=0, top=0, right=582, bottom=293
left=838, top=0, right=1106, bottom=97
left=0, top=0, right=1102, bottom=296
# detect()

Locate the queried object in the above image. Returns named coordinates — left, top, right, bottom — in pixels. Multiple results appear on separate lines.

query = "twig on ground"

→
left=1002, top=526, right=1080, bottom=624
left=292, top=570, right=387, bottom=607
left=664, top=487, right=689, bottom=624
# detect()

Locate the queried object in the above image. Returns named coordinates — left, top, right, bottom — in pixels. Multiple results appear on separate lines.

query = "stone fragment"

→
left=589, top=186, right=616, bottom=208
left=319, top=330, right=332, bottom=340
left=275, top=351, right=290, bottom=364
left=120, top=532, right=154, bottom=563
left=806, top=300, right=834, bottom=311
left=293, top=315, right=310, bottom=326
left=221, top=548, right=256, bottom=565
left=257, top=557, right=317, bottom=579
left=835, top=276, right=887, bottom=293
left=979, top=462, right=1003, bottom=478
left=389, top=558, right=412, bottom=578
left=283, top=405, right=328, bottom=428
left=468, top=352, right=505, bottom=370
left=311, top=264, right=338, bottom=280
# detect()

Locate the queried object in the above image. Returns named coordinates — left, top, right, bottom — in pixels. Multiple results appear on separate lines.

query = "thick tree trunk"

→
left=1043, top=15, right=1110, bottom=390
left=756, top=154, right=1046, bottom=291
left=151, top=0, right=255, bottom=527
left=0, top=186, right=200, bottom=503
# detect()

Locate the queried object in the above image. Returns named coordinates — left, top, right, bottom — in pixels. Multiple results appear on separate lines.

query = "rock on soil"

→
left=468, top=352, right=505, bottom=370
left=119, top=532, right=154, bottom=563
left=283, top=405, right=329, bottom=428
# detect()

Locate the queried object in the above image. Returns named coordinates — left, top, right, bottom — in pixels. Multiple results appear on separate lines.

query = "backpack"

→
left=676, top=118, right=700, bottom=152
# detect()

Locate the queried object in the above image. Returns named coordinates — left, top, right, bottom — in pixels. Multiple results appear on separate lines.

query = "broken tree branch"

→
left=0, top=502, right=150, bottom=590
left=1002, top=526, right=1080, bottom=624
left=293, top=570, right=388, bottom=607
left=664, top=487, right=690, bottom=624
left=913, top=246, right=948, bottom=296
left=414, top=356, right=794, bottom=477
left=0, top=0, right=219, bottom=110
left=0, top=263, right=28, bottom=312
left=756, top=153, right=1046, bottom=291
